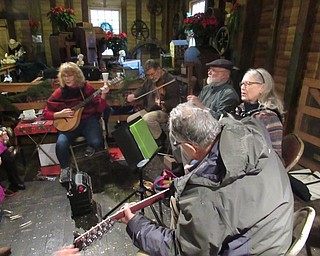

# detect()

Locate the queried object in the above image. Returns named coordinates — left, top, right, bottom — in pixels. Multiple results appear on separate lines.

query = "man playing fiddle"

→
left=126, top=59, right=180, bottom=147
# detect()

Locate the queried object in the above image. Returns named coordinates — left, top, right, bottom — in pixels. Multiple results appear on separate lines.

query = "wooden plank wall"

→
left=253, top=0, right=299, bottom=101
left=251, top=0, right=320, bottom=171
left=294, top=1, right=320, bottom=171
left=252, top=0, right=275, bottom=69
left=272, top=0, right=300, bottom=100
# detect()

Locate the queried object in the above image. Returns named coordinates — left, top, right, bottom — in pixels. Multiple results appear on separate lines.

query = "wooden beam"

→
left=121, top=0, right=127, bottom=33
left=284, top=0, right=317, bottom=134
left=238, top=0, right=263, bottom=71
left=265, top=0, right=283, bottom=73
left=136, top=0, right=142, bottom=20
left=81, top=0, right=89, bottom=22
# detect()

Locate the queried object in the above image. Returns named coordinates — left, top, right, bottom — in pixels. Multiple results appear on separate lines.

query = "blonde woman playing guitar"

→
left=43, top=62, right=111, bottom=184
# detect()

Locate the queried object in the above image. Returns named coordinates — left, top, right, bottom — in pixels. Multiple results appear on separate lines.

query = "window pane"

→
left=90, top=9, right=120, bottom=34
left=191, top=1, right=205, bottom=15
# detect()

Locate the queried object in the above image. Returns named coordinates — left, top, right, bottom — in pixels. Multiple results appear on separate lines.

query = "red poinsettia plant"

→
left=47, top=6, right=76, bottom=32
left=104, top=31, right=128, bottom=55
left=29, top=19, right=39, bottom=35
left=184, top=12, right=219, bottom=38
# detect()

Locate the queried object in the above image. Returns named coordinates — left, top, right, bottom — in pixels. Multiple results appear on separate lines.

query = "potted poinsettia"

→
left=47, top=6, right=76, bottom=32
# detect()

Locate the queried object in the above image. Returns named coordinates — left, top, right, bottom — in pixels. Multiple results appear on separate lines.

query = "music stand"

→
left=105, top=118, right=164, bottom=225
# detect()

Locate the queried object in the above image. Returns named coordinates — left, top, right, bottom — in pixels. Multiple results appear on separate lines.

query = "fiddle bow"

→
left=134, top=79, right=176, bottom=100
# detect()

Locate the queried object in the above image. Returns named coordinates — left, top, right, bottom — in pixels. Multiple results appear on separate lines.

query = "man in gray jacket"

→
left=121, top=102, right=294, bottom=256
left=171, top=59, right=239, bottom=166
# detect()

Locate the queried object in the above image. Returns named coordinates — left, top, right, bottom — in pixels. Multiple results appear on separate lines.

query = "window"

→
left=89, top=9, right=120, bottom=34
left=190, top=0, right=206, bottom=15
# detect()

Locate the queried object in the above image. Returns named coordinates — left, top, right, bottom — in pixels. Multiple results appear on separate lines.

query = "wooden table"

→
left=0, top=63, right=16, bottom=77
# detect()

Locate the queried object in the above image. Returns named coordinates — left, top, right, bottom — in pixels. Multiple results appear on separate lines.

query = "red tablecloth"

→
left=14, top=119, right=57, bottom=136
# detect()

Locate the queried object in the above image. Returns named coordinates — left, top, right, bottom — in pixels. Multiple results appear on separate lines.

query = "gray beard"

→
left=207, top=77, right=227, bottom=87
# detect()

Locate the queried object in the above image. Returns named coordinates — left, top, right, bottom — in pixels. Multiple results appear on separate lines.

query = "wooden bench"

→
left=0, top=80, right=142, bottom=122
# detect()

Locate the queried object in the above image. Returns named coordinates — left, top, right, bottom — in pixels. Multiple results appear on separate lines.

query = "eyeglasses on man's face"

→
left=239, top=81, right=264, bottom=88
left=145, top=68, right=158, bottom=78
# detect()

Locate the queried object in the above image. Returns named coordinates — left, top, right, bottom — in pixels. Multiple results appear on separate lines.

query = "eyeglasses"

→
left=173, top=140, right=182, bottom=147
left=239, top=81, right=263, bottom=88
left=62, top=74, right=74, bottom=78
left=145, top=69, right=158, bottom=78
left=173, top=140, right=187, bottom=147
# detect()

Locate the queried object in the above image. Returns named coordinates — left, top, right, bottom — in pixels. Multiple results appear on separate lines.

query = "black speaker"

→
left=111, top=121, right=144, bottom=169
left=42, top=68, right=58, bottom=79
left=80, top=66, right=101, bottom=81
left=67, top=172, right=94, bottom=218
left=111, top=117, right=158, bottom=169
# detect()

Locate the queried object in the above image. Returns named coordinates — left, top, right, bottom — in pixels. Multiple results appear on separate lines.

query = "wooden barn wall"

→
left=272, top=0, right=299, bottom=100
left=252, top=0, right=275, bottom=69
left=249, top=0, right=320, bottom=171
left=0, top=0, right=175, bottom=66
left=252, top=0, right=299, bottom=101
left=294, top=1, right=320, bottom=171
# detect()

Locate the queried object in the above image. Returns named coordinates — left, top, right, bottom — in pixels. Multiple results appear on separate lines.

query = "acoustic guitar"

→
left=54, top=77, right=123, bottom=132
left=73, top=188, right=170, bottom=251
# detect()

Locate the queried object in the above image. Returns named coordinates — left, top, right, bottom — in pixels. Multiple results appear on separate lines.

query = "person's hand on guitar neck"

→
left=100, top=82, right=110, bottom=100
left=119, top=203, right=135, bottom=224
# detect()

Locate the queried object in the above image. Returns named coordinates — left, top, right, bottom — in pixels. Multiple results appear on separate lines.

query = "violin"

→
left=154, top=79, right=167, bottom=111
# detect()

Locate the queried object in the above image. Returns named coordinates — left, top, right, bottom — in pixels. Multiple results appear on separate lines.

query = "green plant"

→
left=47, top=6, right=76, bottom=32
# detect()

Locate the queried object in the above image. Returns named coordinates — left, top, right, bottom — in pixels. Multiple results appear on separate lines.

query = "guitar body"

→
left=53, top=77, right=123, bottom=132
left=54, top=108, right=84, bottom=132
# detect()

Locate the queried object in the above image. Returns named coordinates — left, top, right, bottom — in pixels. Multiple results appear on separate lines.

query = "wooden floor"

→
left=0, top=148, right=170, bottom=256
left=0, top=145, right=320, bottom=256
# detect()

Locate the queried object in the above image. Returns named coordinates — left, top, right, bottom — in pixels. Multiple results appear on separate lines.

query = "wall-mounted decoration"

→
left=131, top=20, right=149, bottom=41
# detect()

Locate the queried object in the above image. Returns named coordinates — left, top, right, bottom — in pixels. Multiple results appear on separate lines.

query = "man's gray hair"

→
left=169, top=102, right=221, bottom=148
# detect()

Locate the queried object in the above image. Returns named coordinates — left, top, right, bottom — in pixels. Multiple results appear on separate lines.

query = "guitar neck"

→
left=73, top=89, right=101, bottom=111
left=72, top=77, right=123, bottom=111
left=74, top=188, right=170, bottom=250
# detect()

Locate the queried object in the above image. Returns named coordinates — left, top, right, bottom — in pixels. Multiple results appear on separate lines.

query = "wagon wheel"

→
left=212, top=26, right=230, bottom=56
left=131, top=20, right=149, bottom=40
left=147, top=0, right=162, bottom=16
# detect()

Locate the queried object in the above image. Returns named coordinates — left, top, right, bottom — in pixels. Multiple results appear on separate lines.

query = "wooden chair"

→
left=282, top=133, right=305, bottom=171
left=286, top=206, right=316, bottom=256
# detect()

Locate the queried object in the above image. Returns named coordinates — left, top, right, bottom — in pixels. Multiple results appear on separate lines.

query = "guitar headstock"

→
left=74, top=218, right=115, bottom=251
left=108, top=76, right=124, bottom=87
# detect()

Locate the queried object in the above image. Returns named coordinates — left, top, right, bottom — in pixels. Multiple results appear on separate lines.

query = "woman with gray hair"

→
left=237, top=68, right=284, bottom=156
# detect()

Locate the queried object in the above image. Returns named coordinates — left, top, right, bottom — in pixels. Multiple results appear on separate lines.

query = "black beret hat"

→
left=206, top=59, right=233, bottom=70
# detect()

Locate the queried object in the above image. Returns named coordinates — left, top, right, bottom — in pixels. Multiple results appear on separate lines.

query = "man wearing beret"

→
left=187, top=58, right=239, bottom=120
left=172, top=58, right=240, bottom=166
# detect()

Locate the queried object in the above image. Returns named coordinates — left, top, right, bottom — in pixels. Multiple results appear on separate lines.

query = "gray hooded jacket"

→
left=126, top=117, right=293, bottom=256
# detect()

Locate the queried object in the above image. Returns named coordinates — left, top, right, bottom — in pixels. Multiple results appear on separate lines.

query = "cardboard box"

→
left=38, top=143, right=59, bottom=166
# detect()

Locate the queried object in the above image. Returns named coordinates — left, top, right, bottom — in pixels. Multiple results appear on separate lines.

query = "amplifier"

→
left=67, top=172, right=94, bottom=218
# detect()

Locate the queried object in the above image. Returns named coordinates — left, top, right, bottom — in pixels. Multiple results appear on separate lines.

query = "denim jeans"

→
left=56, top=116, right=103, bottom=169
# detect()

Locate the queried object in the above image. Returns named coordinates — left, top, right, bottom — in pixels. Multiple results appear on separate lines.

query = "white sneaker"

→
left=59, top=167, right=72, bottom=183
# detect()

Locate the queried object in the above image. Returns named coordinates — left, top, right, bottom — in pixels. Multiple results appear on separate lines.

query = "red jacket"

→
left=43, top=82, right=108, bottom=120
